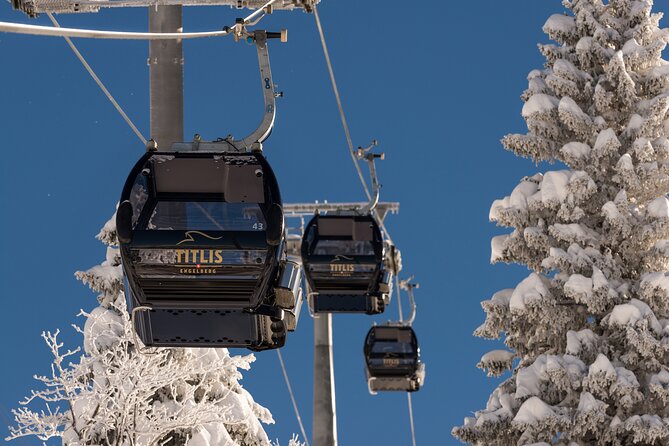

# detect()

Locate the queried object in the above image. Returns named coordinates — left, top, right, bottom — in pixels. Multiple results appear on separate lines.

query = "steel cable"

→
left=407, top=393, right=417, bottom=446
left=277, top=350, right=310, bottom=446
left=47, top=13, right=148, bottom=145
left=42, top=1, right=279, bottom=145
left=312, top=4, right=370, bottom=201
left=312, top=3, right=395, bottom=248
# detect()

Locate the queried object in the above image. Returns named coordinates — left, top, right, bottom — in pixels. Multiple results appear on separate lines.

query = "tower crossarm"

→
left=11, top=0, right=317, bottom=19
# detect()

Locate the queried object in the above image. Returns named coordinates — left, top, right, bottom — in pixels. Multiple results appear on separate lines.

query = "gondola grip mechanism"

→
left=170, top=27, right=283, bottom=153
left=358, top=140, right=383, bottom=214
left=232, top=28, right=283, bottom=151
left=400, top=277, right=419, bottom=326
left=145, top=138, right=157, bottom=152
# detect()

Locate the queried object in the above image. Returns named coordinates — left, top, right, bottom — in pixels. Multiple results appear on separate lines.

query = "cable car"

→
left=300, top=214, right=391, bottom=314
left=364, top=325, right=425, bottom=393
left=116, top=149, right=302, bottom=351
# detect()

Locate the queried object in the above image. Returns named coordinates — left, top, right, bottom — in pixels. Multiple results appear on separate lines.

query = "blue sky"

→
left=1, top=1, right=668, bottom=445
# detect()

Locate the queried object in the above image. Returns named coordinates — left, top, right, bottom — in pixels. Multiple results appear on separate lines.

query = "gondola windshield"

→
left=370, top=339, right=415, bottom=356
left=311, top=239, right=374, bottom=256
left=121, top=153, right=274, bottom=237
left=303, top=216, right=380, bottom=257
left=146, top=202, right=266, bottom=231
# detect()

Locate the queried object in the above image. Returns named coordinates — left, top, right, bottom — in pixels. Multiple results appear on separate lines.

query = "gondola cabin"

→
left=300, top=214, right=391, bottom=314
left=364, top=325, right=425, bottom=393
left=116, top=150, right=302, bottom=350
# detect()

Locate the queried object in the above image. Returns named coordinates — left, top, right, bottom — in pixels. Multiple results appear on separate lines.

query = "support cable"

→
left=46, top=13, right=147, bottom=145
left=407, top=393, right=417, bottom=446
left=276, top=350, right=310, bottom=446
left=400, top=278, right=418, bottom=446
left=312, top=4, right=370, bottom=201
left=42, top=1, right=279, bottom=145
left=312, top=3, right=394, bottom=245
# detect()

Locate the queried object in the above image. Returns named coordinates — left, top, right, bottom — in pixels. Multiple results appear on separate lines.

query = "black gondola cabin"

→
left=116, top=150, right=301, bottom=350
left=364, top=325, right=425, bottom=393
left=300, top=214, right=391, bottom=314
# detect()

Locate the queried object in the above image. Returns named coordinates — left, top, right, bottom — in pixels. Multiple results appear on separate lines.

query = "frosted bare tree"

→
left=453, top=0, right=669, bottom=444
left=6, top=214, right=299, bottom=446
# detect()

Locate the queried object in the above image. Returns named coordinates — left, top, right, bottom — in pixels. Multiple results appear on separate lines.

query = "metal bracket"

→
left=234, top=29, right=280, bottom=151
left=248, top=303, right=285, bottom=321
left=306, top=290, right=320, bottom=319
left=358, top=139, right=384, bottom=214
left=283, top=202, right=399, bottom=223
left=171, top=27, right=286, bottom=153
left=399, top=277, right=418, bottom=326
left=130, top=306, right=160, bottom=355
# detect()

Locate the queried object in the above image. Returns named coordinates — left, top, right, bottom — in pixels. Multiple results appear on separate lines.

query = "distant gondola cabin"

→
left=301, top=214, right=391, bottom=314
left=364, top=325, right=425, bottom=393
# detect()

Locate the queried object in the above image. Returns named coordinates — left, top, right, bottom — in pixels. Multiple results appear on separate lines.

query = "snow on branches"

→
left=455, top=0, right=669, bottom=445
left=6, top=215, right=294, bottom=446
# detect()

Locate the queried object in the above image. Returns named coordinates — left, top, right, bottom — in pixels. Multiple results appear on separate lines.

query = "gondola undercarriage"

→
left=367, top=363, right=426, bottom=394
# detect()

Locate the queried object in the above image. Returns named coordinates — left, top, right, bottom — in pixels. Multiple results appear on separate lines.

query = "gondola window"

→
left=147, top=202, right=266, bottom=231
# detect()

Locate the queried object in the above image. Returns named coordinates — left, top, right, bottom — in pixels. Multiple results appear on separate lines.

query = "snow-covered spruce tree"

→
left=453, top=1, right=669, bottom=445
left=7, top=214, right=297, bottom=446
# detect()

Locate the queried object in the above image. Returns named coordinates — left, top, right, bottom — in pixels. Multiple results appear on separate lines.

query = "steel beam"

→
left=313, top=313, right=337, bottom=446
left=284, top=202, right=400, bottom=222
left=12, top=0, right=315, bottom=16
left=149, top=5, right=184, bottom=149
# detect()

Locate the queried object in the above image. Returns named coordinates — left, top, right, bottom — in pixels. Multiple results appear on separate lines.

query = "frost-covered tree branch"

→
left=6, top=214, right=301, bottom=446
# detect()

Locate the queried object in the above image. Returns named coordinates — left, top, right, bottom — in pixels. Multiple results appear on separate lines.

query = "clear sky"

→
left=1, top=1, right=668, bottom=445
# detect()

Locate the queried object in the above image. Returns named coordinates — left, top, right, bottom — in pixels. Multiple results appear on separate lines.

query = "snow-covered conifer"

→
left=454, top=1, right=669, bottom=444
left=7, top=213, right=288, bottom=446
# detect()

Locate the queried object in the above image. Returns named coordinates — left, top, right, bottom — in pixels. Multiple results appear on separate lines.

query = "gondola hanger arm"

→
left=171, top=26, right=286, bottom=153
left=231, top=27, right=286, bottom=151
left=358, top=139, right=383, bottom=214
left=399, top=277, right=418, bottom=326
